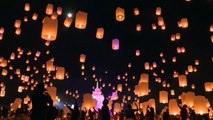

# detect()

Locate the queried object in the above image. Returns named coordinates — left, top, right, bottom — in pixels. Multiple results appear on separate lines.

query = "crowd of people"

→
left=0, top=83, right=212, bottom=120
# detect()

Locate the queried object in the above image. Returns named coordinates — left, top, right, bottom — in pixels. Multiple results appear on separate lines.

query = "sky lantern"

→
left=204, top=82, right=213, bottom=92
left=14, top=20, right=21, bottom=28
left=112, top=38, right=119, bottom=50
left=117, top=84, right=122, bottom=92
left=169, top=99, right=180, bottom=116
left=57, top=7, right=62, bottom=15
left=32, top=13, right=38, bottom=20
left=195, top=60, right=199, bottom=65
left=51, top=12, right=58, bottom=20
left=75, top=11, right=88, bottom=29
left=80, top=54, right=86, bottom=63
left=134, top=8, right=140, bottom=15
left=172, top=57, right=176, bottom=63
left=82, top=93, right=97, bottom=110
left=158, top=17, right=164, bottom=26
left=175, top=33, right=181, bottom=40
left=116, top=7, right=125, bottom=22
left=181, top=18, right=188, bottom=28
left=1, top=69, right=7, bottom=76
left=24, top=16, right=28, bottom=22
left=144, top=62, right=150, bottom=70
left=171, top=34, right=176, bottom=41
left=56, top=67, right=65, bottom=80
left=41, top=16, right=58, bottom=41
left=148, top=99, right=156, bottom=112
left=187, top=65, right=193, bottom=72
left=159, top=91, right=168, bottom=104
left=0, top=27, right=4, bottom=34
left=96, top=28, right=104, bottom=39
left=64, top=17, right=73, bottom=28
left=24, top=3, right=30, bottom=12
left=136, top=24, right=142, bottom=31
left=15, top=28, right=21, bottom=35
left=181, top=92, right=195, bottom=108
left=156, top=7, right=162, bottom=16
left=210, top=25, right=213, bottom=32
left=152, top=23, right=157, bottom=30
left=46, top=3, right=53, bottom=15
left=178, top=75, right=187, bottom=87
left=46, top=59, right=54, bottom=72
left=135, top=50, right=140, bottom=56
left=170, top=90, right=175, bottom=96
left=194, top=96, right=209, bottom=115
left=140, top=73, right=149, bottom=83
left=114, top=103, right=123, bottom=114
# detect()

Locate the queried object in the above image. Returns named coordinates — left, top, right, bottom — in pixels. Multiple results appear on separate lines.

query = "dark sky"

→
left=0, top=0, right=213, bottom=110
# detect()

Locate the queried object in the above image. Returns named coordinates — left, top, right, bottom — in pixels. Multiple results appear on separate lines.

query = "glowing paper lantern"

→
left=111, top=92, right=118, bottom=100
left=159, top=91, right=168, bottom=104
left=51, top=12, right=58, bottom=20
left=181, top=92, right=195, bottom=108
left=134, top=8, right=139, bottom=15
left=194, top=96, right=208, bottom=115
left=139, top=73, right=149, bottom=83
left=117, top=84, right=122, bottom=92
left=80, top=54, right=86, bottom=63
left=156, top=7, right=161, bottom=16
left=148, top=99, right=156, bottom=112
left=1, top=69, right=7, bottom=76
left=135, top=50, right=140, bottom=56
left=204, top=82, right=213, bottom=92
left=181, top=18, right=188, bottom=28
left=176, top=33, right=181, bottom=40
left=158, top=17, right=164, bottom=26
left=56, top=67, right=65, bottom=80
left=57, top=7, right=62, bottom=15
left=136, top=24, right=142, bottom=31
left=31, top=13, right=38, bottom=20
left=114, top=103, right=123, bottom=113
left=188, top=65, right=193, bottom=72
left=152, top=23, right=157, bottom=30
left=96, top=28, right=104, bottom=39
left=41, top=16, right=58, bottom=41
left=178, top=75, right=187, bottom=87
left=115, top=7, right=125, bottom=22
left=46, top=59, right=54, bottom=72
left=64, top=17, right=73, bottom=28
left=170, top=90, right=175, bottom=96
left=75, top=11, right=88, bottom=29
left=169, top=99, right=180, bottom=116
left=144, top=62, right=149, bottom=70
left=14, top=20, right=21, bottom=28
left=15, top=28, right=21, bottom=35
left=82, top=93, right=97, bottom=110
left=24, top=3, right=30, bottom=11
left=46, top=3, right=53, bottom=15
left=210, top=25, right=213, bottom=32
left=112, top=38, right=119, bottom=50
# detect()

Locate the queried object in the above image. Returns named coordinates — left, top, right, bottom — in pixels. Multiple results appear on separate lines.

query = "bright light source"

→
left=67, top=13, right=72, bottom=18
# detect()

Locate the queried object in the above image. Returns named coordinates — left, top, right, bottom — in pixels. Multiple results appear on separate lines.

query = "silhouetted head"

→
left=183, top=104, right=187, bottom=109
left=127, top=104, right=132, bottom=109
left=36, top=83, right=46, bottom=92
left=103, top=99, right=109, bottom=105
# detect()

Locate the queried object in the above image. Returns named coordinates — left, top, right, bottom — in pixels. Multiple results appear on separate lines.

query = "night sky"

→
left=0, top=0, right=213, bottom=110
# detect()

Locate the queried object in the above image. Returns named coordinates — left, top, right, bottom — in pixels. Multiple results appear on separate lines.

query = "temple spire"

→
left=96, top=81, right=99, bottom=88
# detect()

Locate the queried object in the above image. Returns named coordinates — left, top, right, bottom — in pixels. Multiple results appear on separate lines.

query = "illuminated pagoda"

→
left=92, top=82, right=104, bottom=110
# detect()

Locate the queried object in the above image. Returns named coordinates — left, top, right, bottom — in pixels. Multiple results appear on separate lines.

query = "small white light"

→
left=67, top=13, right=72, bottom=18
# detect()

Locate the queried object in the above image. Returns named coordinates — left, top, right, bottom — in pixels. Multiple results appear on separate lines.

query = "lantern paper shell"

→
left=204, top=82, right=213, bottom=92
left=116, top=7, right=125, bottom=22
left=181, top=92, right=195, bottom=108
left=112, top=39, right=119, bottom=50
left=56, top=67, right=65, bottom=80
left=156, top=7, right=161, bottom=16
left=41, top=16, right=58, bottom=41
left=139, top=73, right=149, bottom=83
left=75, top=11, right=88, bottom=29
left=46, top=3, right=53, bottom=15
left=117, top=84, right=122, bottom=92
left=64, top=17, right=73, bottom=28
left=14, top=20, right=21, bottom=28
left=181, top=18, right=188, bottom=28
left=46, top=59, right=54, bottom=72
left=96, top=28, right=104, bottom=39
left=194, top=96, right=209, bottom=115
left=47, top=87, right=57, bottom=106
left=57, top=7, right=62, bottom=15
left=80, top=54, right=86, bottom=63
left=159, top=91, right=168, bottom=104
left=169, top=99, right=180, bottom=116
left=24, top=3, right=30, bottom=11
left=178, top=75, right=187, bottom=87
left=114, top=103, right=123, bottom=113
left=134, top=8, right=140, bottom=15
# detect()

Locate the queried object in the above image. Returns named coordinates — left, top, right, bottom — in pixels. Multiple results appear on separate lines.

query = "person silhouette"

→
left=64, top=99, right=80, bottom=120
left=30, top=83, right=53, bottom=120
left=163, top=108, right=169, bottom=120
left=177, top=100, right=188, bottom=120
left=101, top=99, right=110, bottom=120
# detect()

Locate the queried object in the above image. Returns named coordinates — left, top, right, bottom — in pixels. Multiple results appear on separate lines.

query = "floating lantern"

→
left=15, top=28, right=21, bottom=35
left=140, top=73, right=149, bottom=83
left=156, top=7, right=161, bottom=16
left=56, top=67, right=65, bottom=80
left=80, top=54, right=86, bottom=63
left=32, top=13, right=38, bottom=20
left=188, top=65, right=193, bottom=72
left=210, top=25, right=213, bottom=32
left=1, top=69, right=7, bottom=76
left=169, top=99, right=180, bottom=116
left=24, top=16, right=28, bottom=22
left=181, top=18, right=188, bottom=28
left=136, top=24, right=142, bottom=31
left=116, top=7, right=125, bottom=22
left=204, top=82, right=213, bottom=92
left=41, top=16, right=58, bottom=41
left=175, top=33, right=181, bottom=40
left=46, top=3, right=53, bottom=15
left=96, top=28, right=104, bottom=39
left=158, top=17, right=164, bottom=26
left=152, top=23, right=157, bottom=30
left=51, top=12, right=58, bottom=20
left=178, top=75, right=187, bottom=87
left=135, top=50, right=140, bottom=56
left=24, top=3, right=30, bottom=11
left=144, top=62, right=149, bottom=70
left=170, top=90, right=175, bottom=96
left=14, top=20, right=21, bottom=28
left=112, top=38, right=119, bottom=50
left=194, top=96, right=209, bottom=115
left=47, top=87, right=57, bottom=106
left=159, top=91, right=168, bottom=104
left=64, top=17, right=73, bottom=28
left=171, top=34, right=176, bottom=41
left=134, top=8, right=139, bottom=15
left=75, top=11, right=88, bottom=29
left=46, top=59, right=54, bottom=72
left=57, top=7, right=62, bottom=15
left=117, top=84, right=122, bottom=92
